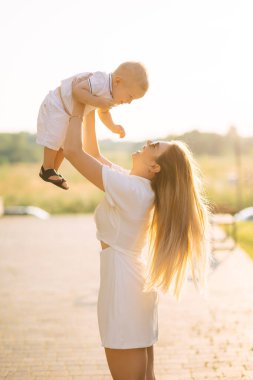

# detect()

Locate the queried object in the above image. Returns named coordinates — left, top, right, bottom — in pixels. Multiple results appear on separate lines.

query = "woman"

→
left=64, top=81, right=211, bottom=380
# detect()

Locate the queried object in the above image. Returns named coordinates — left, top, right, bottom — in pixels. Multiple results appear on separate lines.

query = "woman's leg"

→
left=146, top=345, right=156, bottom=380
left=104, top=347, right=148, bottom=380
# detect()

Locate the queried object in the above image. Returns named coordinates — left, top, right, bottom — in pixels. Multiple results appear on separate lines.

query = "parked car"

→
left=234, top=207, right=253, bottom=221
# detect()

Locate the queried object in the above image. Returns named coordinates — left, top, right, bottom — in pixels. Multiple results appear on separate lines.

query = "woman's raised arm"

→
left=64, top=101, right=105, bottom=191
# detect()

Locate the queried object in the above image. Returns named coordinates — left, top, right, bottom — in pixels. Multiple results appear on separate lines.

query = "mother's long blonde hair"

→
left=144, top=140, right=212, bottom=299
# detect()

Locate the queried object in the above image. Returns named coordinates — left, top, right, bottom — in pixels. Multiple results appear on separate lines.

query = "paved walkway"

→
left=0, top=215, right=252, bottom=380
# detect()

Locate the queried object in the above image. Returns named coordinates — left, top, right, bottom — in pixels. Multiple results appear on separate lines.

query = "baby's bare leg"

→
left=43, top=147, right=57, bottom=170
left=54, top=148, right=65, bottom=171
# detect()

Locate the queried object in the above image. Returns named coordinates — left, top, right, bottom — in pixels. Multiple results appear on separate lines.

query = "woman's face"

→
left=132, top=140, right=169, bottom=161
left=132, top=140, right=169, bottom=172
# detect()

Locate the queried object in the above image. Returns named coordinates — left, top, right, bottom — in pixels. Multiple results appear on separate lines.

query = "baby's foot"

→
left=39, top=166, right=69, bottom=190
left=55, top=170, right=69, bottom=189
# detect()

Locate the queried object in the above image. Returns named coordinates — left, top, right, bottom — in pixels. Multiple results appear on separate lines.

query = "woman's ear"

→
left=150, top=161, right=161, bottom=173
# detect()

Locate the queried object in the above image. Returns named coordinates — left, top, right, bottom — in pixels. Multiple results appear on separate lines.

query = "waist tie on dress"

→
left=101, top=244, right=145, bottom=259
left=99, top=245, right=158, bottom=293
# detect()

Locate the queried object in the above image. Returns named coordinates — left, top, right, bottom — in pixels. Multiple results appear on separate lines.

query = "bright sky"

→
left=0, top=0, right=252, bottom=141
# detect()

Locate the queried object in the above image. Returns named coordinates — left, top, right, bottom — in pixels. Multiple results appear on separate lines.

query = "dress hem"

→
left=100, top=337, right=158, bottom=350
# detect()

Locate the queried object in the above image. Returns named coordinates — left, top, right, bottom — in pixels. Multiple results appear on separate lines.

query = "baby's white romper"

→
left=36, top=72, right=113, bottom=150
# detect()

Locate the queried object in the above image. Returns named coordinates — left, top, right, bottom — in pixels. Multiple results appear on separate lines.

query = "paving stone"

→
left=0, top=215, right=253, bottom=379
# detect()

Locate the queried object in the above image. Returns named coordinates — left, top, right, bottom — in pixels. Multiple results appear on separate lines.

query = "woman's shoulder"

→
left=109, top=162, right=130, bottom=174
left=107, top=163, right=153, bottom=188
left=108, top=164, right=154, bottom=196
left=102, top=163, right=154, bottom=209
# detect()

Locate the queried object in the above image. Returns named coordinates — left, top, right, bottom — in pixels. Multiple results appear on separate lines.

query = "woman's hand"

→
left=72, top=75, right=92, bottom=99
left=72, top=76, right=115, bottom=110
left=94, top=96, right=115, bottom=110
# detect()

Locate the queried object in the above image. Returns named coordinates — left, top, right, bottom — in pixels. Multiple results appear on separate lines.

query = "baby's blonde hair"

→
left=113, top=61, right=149, bottom=95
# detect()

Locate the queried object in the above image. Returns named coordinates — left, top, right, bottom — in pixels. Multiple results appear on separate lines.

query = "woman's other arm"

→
left=82, top=111, right=117, bottom=167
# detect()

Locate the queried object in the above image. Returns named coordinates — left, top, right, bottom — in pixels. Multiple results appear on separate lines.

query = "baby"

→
left=36, top=61, right=149, bottom=189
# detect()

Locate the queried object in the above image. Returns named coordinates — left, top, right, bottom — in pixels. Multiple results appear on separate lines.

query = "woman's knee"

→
left=146, top=345, right=155, bottom=380
left=104, top=347, right=148, bottom=380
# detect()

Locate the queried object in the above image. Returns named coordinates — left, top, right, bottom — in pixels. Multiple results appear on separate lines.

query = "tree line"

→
left=0, top=127, right=252, bottom=164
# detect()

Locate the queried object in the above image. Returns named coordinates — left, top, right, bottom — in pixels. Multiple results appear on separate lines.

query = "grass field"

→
left=236, top=222, right=253, bottom=259
left=1, top=152, right=252, bottom=214
left=0, top=151, right=253, bottom=214
left=198, top=155, right=253, bottom=213
left=0, top=151, right=130, bottom=214
left=222, top=221, right=253, bottom=259
left=0, top=153, right=252, bottom=258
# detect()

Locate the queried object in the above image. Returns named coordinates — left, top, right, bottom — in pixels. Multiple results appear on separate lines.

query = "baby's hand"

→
left=109, top=124, right=126, bottom=139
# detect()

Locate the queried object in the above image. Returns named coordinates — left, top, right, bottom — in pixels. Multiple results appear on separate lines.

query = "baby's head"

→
left=111, top=61, right=149, bottom=105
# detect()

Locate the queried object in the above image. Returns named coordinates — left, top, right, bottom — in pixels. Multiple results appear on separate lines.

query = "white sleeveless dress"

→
left=94, top=163, right=159, bottom=349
